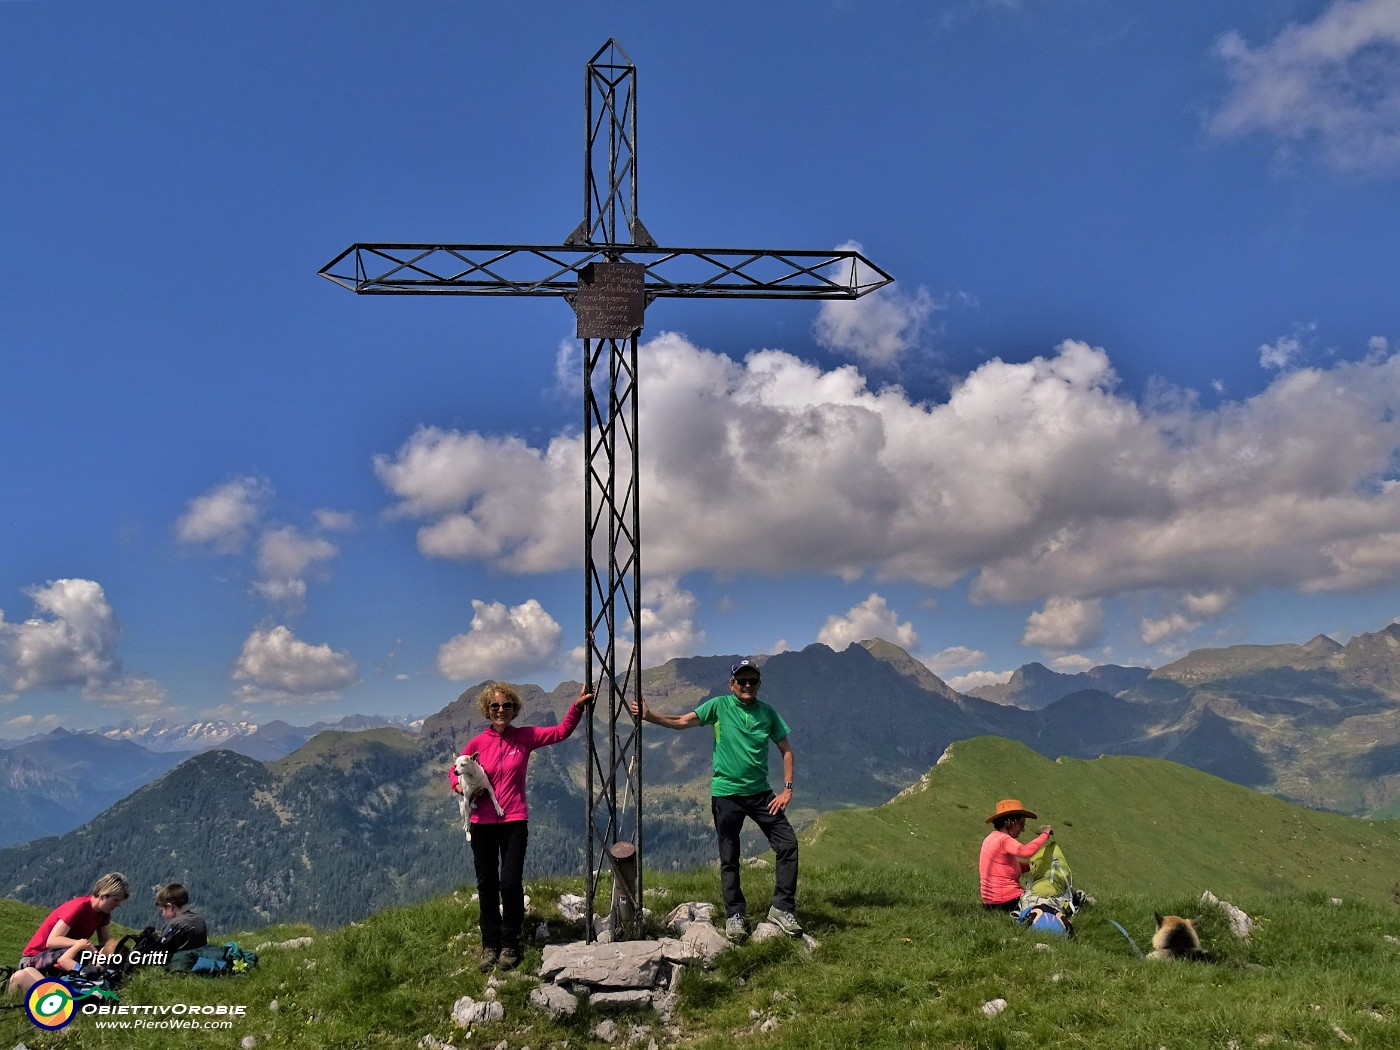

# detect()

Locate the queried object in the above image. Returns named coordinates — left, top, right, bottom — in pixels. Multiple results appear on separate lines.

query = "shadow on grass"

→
left=822, top=887, right=908, bottom=909
left=800, top=900, right=878, bottom=932
left=937, top=898, right=997, bottom=919
left=795, top=880, right=1003, bottom=939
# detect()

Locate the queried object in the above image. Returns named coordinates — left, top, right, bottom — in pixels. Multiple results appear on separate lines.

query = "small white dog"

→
left=454, top=753, right=505, bottom=841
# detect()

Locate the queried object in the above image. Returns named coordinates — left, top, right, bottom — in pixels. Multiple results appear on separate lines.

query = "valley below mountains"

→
left=0, top=713, right=420, bottom=848
left=5, top=622, right=1400, bottom=928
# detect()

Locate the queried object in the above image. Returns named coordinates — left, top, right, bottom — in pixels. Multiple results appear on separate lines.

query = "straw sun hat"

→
left=985, top=799, right=1037, bottom=824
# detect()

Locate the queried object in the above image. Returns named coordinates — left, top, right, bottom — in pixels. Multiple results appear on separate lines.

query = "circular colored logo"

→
left=25, top=978, right=76, bottom=1030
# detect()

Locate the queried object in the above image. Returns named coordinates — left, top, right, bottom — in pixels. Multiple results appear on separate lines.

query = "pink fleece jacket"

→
left=449, top=703, right=583, bottom=824
left=979, top=828, right=1051, bottom=905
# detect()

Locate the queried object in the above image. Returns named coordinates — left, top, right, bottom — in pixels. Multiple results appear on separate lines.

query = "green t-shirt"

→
left=692, top=693, right=791, bottom=797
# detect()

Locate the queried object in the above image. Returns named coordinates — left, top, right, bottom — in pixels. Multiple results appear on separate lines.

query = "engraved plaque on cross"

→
left=575, top=262, right=646, bottom=339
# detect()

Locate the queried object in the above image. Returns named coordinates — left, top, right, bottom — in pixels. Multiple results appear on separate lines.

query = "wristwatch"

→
left=784, top=782, right=793, bottom=790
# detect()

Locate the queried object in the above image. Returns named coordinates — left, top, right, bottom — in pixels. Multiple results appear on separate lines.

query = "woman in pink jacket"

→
left=450, top=681, right=592, bottom=972
left=979, top=798, right=1053, bottom=913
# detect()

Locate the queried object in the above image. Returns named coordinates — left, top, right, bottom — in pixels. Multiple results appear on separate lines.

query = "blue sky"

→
left=4, top=0, right=1400, bottom=732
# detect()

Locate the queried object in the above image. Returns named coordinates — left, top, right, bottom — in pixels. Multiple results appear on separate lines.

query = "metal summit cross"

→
left=320, top=39, right=891, bottom=942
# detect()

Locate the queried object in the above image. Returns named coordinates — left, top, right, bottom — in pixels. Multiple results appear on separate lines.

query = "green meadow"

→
left=4, top=736, right=1400, bottom=1049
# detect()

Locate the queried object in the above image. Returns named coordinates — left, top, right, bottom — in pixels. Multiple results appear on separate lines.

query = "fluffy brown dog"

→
left=1147, top=913, right=1209, bottom=961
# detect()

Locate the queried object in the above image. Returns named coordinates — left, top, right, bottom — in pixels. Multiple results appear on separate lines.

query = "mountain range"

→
left=91, top=713, right=423, bottom=758
left=967, top=661, right=1151, bottom=709
left=0, top=730, right=192, bottom=848
left=0, top=714, right=422, bottom=848
left=5, top=620, right=1400, bottom=927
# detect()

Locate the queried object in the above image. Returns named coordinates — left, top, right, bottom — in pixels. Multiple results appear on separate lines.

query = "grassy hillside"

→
left=12, top=868, right=1400, bottom=1050
left=6, top=739, right=1400, bottom=1049
left=0, top=896, right=48, bottom=959
left=805, top=736, right=1400, bottom=906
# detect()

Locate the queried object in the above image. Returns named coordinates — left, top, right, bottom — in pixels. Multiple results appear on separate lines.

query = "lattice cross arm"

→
left=318, top=243, right=893, bottom=300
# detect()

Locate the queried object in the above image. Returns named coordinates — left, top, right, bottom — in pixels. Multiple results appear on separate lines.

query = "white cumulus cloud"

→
left=253, top=527, right=339, bottom=613
left=4, top=713, right=62, bottom=733
left=314, top=509, right=356, bottom=532
left=375, top=429, right=580, bottom=572
left=231, top=625, right=360, bottom=702
left=924, top=646, right=987, bottom=673
left=586, top=579, right=709, bottom=675
left=1140, top=613, right=1199, bottom=646
left=175, top=476, right=270, bottom=554
left=438, top=599, right=564, bottom=683
left=818, top=593, right=919, bottom=651
left=378, top=330, right=1400, bottom=618
left=178, top=479, right=345, bottom=613
left=1184, top=590, right=1237, bottom=618
left=1209, top=0, right=1400, bottom=175
left=0, top=579, right=168, bottom=709
left=1260, top=332, right=1304, bottom=370
left=636, top=579, right=706, bottom=667
left=1022, top=597, right=1103, bottom=650
left=814, top=243, right=935, bottom=367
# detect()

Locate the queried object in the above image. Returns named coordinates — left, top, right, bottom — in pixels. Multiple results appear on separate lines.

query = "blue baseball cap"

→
left=730, top=658, right=761, bottom=679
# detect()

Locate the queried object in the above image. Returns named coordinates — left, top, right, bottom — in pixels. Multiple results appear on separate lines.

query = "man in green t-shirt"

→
left=631, top=658, right=801, bottom=941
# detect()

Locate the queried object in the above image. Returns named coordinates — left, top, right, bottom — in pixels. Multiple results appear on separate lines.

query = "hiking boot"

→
left=478, top=947, right=498, bottom=972
left=497, top=945, right=521, bottom=972
left=766, top=907, right=803, bottom=937
left=724, top=914, right=748, bottom=943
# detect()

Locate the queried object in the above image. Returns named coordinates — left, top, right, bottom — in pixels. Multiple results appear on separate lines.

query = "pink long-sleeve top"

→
left=448, top=702, right=584, bottom=824
left=979, top=828, right=1051, bottom=905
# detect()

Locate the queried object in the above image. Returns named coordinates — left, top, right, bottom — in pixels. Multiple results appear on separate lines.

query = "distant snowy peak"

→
left=94, top=715, right=421, bottom=755
left=97, top=721, right=262, bottom=752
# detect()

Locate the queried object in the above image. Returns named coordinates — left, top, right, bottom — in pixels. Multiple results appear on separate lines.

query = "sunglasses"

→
left=734, top=678, right=760, bottom=687
left=488, top=702, right=517, bottom=712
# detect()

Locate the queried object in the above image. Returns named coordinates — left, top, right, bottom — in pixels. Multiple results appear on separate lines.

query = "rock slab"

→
left=540, top=940, right=662, bottom=989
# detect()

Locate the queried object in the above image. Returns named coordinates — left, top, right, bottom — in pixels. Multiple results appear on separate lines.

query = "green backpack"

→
left=1020, top=841, right=1080, bottom=916
left=167, top=942, right=258, bottom=976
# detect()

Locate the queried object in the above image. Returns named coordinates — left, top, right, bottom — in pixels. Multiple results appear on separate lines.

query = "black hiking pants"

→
left=712, top=792, right=799, bottom=918
left=470, top=820, right=529, bottom=950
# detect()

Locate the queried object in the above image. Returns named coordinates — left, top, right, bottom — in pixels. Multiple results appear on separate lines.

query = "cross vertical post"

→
left=575, top=42, right=649, bottom=942
left=581, top=329, right=643, bottom=942
left=320, top=38, right=894, bottom=943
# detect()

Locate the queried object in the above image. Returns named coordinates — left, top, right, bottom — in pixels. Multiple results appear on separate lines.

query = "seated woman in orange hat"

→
left=979, top=799, right=1053, bottom=913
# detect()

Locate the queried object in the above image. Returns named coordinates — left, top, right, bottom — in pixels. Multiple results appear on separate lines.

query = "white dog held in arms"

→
left=454, top=752, right=505, bottom=841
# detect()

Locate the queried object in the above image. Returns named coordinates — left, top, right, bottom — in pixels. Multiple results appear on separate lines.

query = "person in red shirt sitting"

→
left=979, top=799, right=1052, bottom=914
left=8, top=871, right=131, bottom=995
